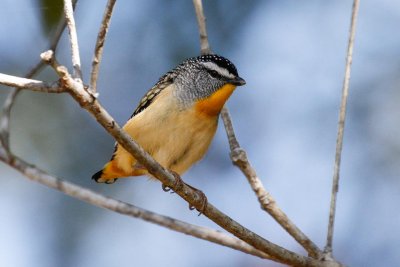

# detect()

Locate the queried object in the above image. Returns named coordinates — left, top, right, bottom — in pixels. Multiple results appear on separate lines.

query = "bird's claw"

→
left=162, top=184, right=172, bottom=192
left=161, top=170, right=184, bottom=193
left=170, top=170, right=185, bottom=191
left=185, top=184, right=207, bottom=216
left=162, top=170, right=208, bottom=216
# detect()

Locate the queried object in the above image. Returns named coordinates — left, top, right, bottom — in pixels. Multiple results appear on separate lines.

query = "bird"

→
left=92, top=54, right=246, bottom=187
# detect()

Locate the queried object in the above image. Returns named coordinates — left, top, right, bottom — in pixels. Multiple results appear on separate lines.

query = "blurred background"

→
left=1, top=0, right=400, bottom=266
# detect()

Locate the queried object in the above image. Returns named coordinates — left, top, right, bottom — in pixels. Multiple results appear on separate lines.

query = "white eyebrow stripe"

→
left=200, top=62, right=235, bottom=79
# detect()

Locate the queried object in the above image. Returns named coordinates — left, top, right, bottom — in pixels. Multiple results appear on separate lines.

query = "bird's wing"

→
left=130, top=71, right=178, bottom=118
left=104, top=71, right=177, bottom=163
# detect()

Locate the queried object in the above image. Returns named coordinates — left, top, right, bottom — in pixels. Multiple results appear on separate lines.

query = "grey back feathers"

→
left=131, top=54, right=241, bottom=118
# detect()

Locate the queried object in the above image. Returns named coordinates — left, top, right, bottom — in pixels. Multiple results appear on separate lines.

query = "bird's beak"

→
left=229, top=76, right=246, bottom=86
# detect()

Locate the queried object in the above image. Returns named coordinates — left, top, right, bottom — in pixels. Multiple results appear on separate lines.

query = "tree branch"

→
left=63, top=0, right=82, bottom=80
left=192, top=0, right=212, bottom=55
left=220, top=108, right=324, bottom=259
left=324, top=0, right=360, bottom=257
left=0, top=150, right=272, bottom=260
left=49, top=0, right=79, bottom=52
left=0, top=73, right=64, bottom=93
left=90, top=0, right=117, bottom=94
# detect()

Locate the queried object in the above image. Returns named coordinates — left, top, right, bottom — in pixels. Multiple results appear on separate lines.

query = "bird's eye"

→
left=209, top=70, right=219, bottom=78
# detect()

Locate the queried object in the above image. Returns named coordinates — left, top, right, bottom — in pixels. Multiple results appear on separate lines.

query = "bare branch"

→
left=0, top=73, right=64, bottom=93
left=63, top=0, right=82, bottom=80
left=90, top=0, right=117, bottom=94
left=192, top=0, right=212, bottom=55
left=324, top=0, right=360, bottom=257
left=220, top=108, right=323, bottom=259
left=0, top=151, right=271, bottom=260
left=49, top=0, right=78, bottom=52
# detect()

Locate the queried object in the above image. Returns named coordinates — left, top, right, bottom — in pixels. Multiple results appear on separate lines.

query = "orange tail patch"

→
left=92, top=161, right=126, bottom=184
left=92, top=160, right=147, bottom=184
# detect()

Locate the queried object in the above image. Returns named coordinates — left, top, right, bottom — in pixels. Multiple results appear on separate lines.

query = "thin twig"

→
left=324, top=0, right=360, bottom=257
left=0, top=151, right=271, bottom=261
left=63, top=0, right=82, bottom=80
left=0, top=73, right=64, bottom=93
left=49, top=0, right=78, bottom=52
left=192, top=0, right=212, bottom=55
left=220, top=108, right=323, bottom=259
left=90, top=0, right=117, bottom=94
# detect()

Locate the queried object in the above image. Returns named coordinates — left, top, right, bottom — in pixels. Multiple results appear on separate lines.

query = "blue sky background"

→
left=1, top=1, right=400, bottom=266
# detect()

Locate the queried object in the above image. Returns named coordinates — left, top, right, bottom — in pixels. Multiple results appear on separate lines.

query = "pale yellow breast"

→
left=117, top=84, right=218, bottom=177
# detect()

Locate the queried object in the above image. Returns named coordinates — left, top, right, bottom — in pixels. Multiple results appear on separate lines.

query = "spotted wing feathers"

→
left=130, top=71, right=177, bottom=118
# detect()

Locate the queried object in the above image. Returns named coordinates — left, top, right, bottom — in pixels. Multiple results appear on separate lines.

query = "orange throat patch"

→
left=195, top=83, right=237, bottom=116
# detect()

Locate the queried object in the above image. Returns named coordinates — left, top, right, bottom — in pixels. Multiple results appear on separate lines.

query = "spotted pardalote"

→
left=92, top=54, right=246, bottom=184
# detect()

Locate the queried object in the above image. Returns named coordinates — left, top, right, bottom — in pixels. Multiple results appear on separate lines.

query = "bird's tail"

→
left=92, top=159, right=147, bottom=184
left=92, top=160, right=123, bottom=184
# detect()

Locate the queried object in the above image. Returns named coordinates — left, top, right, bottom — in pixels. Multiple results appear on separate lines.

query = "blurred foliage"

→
left=37, top=0, right=63, bottom=35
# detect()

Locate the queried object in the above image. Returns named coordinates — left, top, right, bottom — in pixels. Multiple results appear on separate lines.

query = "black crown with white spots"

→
left=187, top=54, right=239, bottom=77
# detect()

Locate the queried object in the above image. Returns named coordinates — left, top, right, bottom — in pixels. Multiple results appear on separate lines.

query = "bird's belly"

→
left=145, top=108, right=218, bottom=175
left=122, top=94, right=218, bottom=176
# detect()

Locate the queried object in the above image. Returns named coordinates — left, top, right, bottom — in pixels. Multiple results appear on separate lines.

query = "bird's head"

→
left=175, top=54, right=246, bottom=115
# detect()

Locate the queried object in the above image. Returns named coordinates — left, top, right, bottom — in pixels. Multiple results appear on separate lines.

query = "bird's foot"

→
left=161, top=170, right=207, bottom=216
left=187, top=184, right=208, bottom=216
left=162, top=170, right=184, bottom=193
